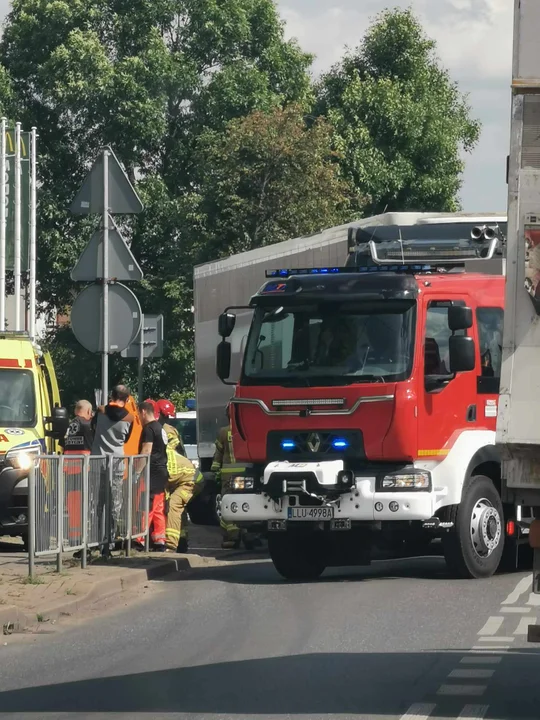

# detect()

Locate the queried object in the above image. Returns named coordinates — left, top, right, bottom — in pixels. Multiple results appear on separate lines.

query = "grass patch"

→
left=20, top=575, right=44, bottom=585
left=36, top=613, right=44, bottom=623
left=65, top=588, right=76, bottom=596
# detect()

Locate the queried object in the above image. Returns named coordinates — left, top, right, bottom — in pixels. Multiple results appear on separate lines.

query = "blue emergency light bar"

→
left=265, top=265, right=433, bottom=279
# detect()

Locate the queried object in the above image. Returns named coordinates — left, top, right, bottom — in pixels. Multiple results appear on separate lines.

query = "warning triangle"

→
left=70, top=146, right=143, bottom=215
left=71, top=215, right=143, bottom=282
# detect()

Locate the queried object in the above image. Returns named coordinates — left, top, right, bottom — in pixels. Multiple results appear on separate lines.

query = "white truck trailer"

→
left=496, top=0, right=540, bottom=637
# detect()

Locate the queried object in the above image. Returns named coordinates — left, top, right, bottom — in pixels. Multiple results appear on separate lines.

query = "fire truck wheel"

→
left=268, top=532, right=326, bottom=581
left=443, top=475, right=504, bottom=579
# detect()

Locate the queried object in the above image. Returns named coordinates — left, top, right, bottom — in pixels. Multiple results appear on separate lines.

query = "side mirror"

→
left=216, top=340, right=232, bottom=381
left=449, top=336, right=476, bottom=373
left=46, top=405, right=69, bottom=440
left=448, top=305, right=473, bottom=332
left=218, top=312, right=236, bottom=338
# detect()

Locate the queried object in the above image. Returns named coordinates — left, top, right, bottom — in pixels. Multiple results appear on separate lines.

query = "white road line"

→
left=460, top=655, right=502, bottom=665
left=514, top=616, right=534, bottom=635
left=457, top=704, right=489, bottom=719
left=501, top=606, right=531, bottom=614
left=502, top=576, right=531, bottom=605
left=448, top=669, right=495, bottom=679
left=399, top=702, right=436, bottom=719
left=526, top=593, right=540, bottom=606
left=477, top=636, right=515, bottom=642
left=477, top=616, right=503, bottom=636
left=437, top=685, right=486, bottom=696
left=472, top=645, right=509, bottom=651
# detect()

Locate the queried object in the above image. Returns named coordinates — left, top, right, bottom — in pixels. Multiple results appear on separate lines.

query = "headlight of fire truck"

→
left=232, top=476, right=255, bottom=491
left=5, top=446, right=41, bottom=473
left=379, top=469, right=431, bottom=491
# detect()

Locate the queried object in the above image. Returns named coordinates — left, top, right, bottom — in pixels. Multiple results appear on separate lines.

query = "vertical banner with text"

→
left=4, top=129, right=30, bottom=271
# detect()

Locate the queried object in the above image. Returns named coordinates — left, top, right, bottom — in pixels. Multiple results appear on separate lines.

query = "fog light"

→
left=389, top=501, right=399, bottom=512
left=337, top=469, right=354, bottom=489
left=375, top=502, right=383, bottom=512
left=231, top=502, right=238, bottom=513
left=242, top=503, right=250, bottom=512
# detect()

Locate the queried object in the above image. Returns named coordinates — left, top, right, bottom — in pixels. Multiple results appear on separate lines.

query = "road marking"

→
left=477, top=616, right=503, bottom=635
left=501, top=606, right=531, bottom=614
left=502, top=576, right=531, bottom=605
left=457, top=704, right=489, bottom=719
left=399, top=702, right=436, bottom=719
left=477, top=636, right=514, bottom=642
left=472, top=645, right=509, bottom=651
left=448, top=669, right=495, bottom=679
left=460, top=655, right=502, bottom=665
left=514, top=616, right=534, bottom=635
left=437, top=685, right=486, bottom=696
left=526, top=593, right=540, bottom=606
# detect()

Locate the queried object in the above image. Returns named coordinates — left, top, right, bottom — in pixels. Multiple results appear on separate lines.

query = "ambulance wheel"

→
left=443, top=475, right=504, bottom=579
left=268, top=532, right=326, bottom=581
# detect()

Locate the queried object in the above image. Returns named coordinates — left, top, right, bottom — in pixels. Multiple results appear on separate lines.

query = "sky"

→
left=0, top=0, right=512, bottom=213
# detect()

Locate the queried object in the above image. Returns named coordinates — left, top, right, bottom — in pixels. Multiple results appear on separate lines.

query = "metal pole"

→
left=0, top=118, right=6, bottom=332
left=102, top=148, right=109, bottom=403
left=14, top=122, right=21, bottom=331
left=29, top=128, right=37, bottom=341
left=126, top=456, right=133, bottom=557
left=57, top=455, right=64, bottom=573
left=81, top=455, right=89, bottom=569
left=28, top=464, right=36, bottom=579
left=138, top=313, right=144, bottom=402
left=144, top=458, right=150, bottom=552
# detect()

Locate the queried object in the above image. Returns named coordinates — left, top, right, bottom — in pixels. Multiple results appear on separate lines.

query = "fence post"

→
left=126, top=456, right=133, bottom=557
left=57, top=455, right=64, bottom=573
left=144, top=457, right=151, bottom=552
left=28, top=463, right=36, bottom=579
left=81, top=455, right=89, bottom=569
left=104, top=457, right=113, bottom=558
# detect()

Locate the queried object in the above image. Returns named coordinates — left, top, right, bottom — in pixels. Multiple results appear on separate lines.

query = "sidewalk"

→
left=0, top=525, right=268, bottom=635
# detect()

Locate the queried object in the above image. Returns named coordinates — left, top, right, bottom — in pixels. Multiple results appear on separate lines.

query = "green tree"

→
left=0, top=0, right=313, bottom=405
left=316, top=8, right=480, bottom=214
left=191, top=104, right=360, bottom=262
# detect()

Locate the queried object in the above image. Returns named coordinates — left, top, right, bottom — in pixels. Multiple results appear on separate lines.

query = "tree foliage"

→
left=315, top=8, right=480, bottom=214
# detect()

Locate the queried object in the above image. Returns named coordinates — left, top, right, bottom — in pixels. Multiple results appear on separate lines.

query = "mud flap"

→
left=325, top=527, right=372, bottom=567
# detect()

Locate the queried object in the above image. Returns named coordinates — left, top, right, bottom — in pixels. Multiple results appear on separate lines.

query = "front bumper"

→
left=222, top=477, right=437, bottom=524
left=0, top=465, right=29, bottom=525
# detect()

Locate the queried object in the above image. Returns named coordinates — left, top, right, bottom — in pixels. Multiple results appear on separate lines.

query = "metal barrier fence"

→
left=28, top=454, right=151, bottom=577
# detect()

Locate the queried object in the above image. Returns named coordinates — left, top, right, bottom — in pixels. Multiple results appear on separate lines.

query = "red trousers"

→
left=137, top=492, right=166, bottom=546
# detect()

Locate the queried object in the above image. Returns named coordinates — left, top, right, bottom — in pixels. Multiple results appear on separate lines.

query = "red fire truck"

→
left=214, top=213, right=529, bottom=580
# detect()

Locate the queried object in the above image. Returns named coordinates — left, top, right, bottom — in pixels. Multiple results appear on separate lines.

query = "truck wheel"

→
left=443, top=475, right=504, bottom=579
left=268, top=532, right=326, bottom=581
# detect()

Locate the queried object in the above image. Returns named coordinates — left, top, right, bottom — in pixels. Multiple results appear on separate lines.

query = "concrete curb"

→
left=0, top=557, right=188, bottom=635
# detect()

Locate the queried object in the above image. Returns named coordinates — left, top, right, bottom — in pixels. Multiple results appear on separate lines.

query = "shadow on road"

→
left=0, top=649, right=539, bottom=717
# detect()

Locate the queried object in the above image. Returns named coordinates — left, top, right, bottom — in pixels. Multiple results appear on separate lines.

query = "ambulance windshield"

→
left=243, top=300, right=416, bottom=386
left=0, top=370, right=36, bottom=426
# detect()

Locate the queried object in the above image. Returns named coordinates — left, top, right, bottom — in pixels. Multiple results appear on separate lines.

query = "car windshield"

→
left=243, top=301, right=416, bottom=386
left=0, top=370, right=36, bottom=426
left=173, top=418, right=197, bottom=445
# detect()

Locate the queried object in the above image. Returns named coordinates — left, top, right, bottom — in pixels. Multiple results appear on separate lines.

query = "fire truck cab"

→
left=217, top=213, right=526, bottom=581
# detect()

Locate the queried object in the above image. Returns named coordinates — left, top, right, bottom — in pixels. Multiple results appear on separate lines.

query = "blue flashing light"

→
left=265, top=265, right=434, bottom=279
left=281, top=439, right=296, bottom=451
left=332, top=438, right=349, bottom=450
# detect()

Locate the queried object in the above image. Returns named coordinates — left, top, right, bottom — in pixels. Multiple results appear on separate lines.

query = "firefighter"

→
left=164, top=442, right=204, bottom=552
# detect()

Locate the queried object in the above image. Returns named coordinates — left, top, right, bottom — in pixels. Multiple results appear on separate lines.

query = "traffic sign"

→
left=121, top=314, right=164, bottom=359
left=69, top=146, right=143, bottom=215
left=71, top=283, right=142, bottom=353
left=71, top=214, right=143, bottom=282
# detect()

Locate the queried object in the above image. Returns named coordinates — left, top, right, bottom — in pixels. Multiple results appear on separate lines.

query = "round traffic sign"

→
left=71, top=283, right=142, bottom=354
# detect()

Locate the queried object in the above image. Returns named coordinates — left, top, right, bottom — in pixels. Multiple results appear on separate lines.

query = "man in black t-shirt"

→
left=137, top=401, right=169, bottom=550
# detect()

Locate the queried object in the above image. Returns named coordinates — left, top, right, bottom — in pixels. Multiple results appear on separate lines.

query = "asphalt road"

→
left=0, top=553, right=539, bottom=720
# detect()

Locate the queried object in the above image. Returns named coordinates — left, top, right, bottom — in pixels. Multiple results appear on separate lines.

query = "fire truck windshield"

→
left=243, top=300, right=416, bottom=386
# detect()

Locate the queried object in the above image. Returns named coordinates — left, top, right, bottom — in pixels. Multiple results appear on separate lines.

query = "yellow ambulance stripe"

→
left=417, top=449, right=450, bottom=457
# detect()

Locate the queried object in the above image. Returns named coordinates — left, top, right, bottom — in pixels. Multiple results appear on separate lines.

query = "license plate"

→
left=287, top=506, right=334, bottom=521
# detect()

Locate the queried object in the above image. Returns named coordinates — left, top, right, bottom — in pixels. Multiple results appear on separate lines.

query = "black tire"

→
left=443, top=475, right=504, bottom=579
left=268, top=532, right=326, bottom=581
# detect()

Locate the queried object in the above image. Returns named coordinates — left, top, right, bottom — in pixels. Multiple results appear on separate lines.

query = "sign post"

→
left=0, top=117, right=6, bottom=331
left=70, top=146, right=144, bottom=403
left=121, top=314, right=164, bottom=400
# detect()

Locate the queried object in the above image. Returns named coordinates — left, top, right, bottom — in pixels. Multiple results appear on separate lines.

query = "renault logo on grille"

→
left=307, top=432, right=321, bottom=452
